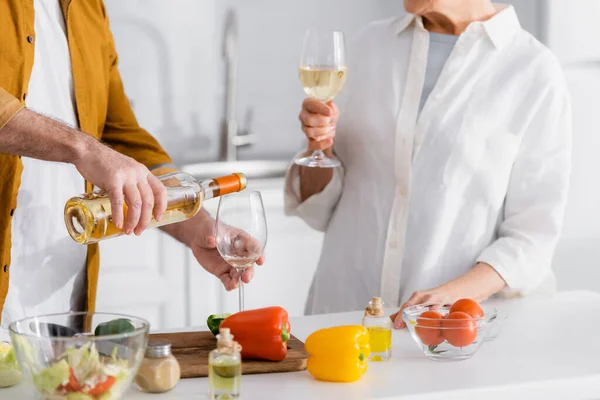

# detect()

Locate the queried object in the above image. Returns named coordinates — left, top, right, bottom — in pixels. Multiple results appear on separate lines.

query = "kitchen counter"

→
left=6, top=290, right=600, bottom=399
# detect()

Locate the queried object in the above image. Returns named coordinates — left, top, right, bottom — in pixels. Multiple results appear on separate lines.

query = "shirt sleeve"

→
left=98, top=2, right=174, bottom=170
left=0, top=88, right=24, bottom=131
left=477, top=80, right=572, bottom=295
left=284, top=152, right=345, bottom=232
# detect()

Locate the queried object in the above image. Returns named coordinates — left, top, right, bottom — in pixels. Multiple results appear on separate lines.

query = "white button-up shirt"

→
left=285, top=6, right=572, bottom=315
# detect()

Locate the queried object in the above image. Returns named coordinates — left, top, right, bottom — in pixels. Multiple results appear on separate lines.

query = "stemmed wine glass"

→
left=296, top=27, right=347, bottom=168
left=215, top=191, right=268, bottom=312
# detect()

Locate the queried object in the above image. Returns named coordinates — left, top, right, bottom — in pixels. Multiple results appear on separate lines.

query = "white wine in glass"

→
left=296, top=27, right=347, bottom=168
left=215, top=191, right=267, bottom=312
left=299, top=66, right=348, bottom=102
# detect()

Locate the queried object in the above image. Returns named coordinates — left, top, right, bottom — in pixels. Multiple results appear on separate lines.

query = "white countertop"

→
left=6, top=290, right=600, bottom=399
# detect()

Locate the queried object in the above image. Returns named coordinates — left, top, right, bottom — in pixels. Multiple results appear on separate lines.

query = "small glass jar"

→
left=135, top=342, right=181, bottom=393
left=209, top=328, right=242, bottom=399
left=362, top=297, right=393, bottom=361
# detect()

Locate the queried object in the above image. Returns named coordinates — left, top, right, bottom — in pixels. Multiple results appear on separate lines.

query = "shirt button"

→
left=400, top=187, right=408, bottom=197
left=390, top=241, right=398, bottom=249
left=3, top=265, right=8, bottom=273
left=27, top=35, right=34, bottom=43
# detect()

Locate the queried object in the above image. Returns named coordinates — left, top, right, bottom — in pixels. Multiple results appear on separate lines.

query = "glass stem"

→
left=237, top=268, right=245, bottom=312
left=312, top=149, right=326, bottom=160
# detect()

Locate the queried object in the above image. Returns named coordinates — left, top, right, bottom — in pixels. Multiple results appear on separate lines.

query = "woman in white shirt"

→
left=285, top=0, right=571, bottom=327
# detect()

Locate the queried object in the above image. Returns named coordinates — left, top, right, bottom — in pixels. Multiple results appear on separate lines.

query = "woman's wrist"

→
left=439, top=263, right=507, bottom=302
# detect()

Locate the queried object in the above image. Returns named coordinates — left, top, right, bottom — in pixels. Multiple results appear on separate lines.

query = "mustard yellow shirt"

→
left=0, top=0, right=173, bottom=321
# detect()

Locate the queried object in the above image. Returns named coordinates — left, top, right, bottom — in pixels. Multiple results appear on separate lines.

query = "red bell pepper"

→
left=220, top=306, right=290, bottom=361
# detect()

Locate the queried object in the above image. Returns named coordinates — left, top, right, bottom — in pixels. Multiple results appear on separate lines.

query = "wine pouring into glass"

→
left=215, top=191, right=267, bottom=312
left=296, top=27, right=347, bottom=168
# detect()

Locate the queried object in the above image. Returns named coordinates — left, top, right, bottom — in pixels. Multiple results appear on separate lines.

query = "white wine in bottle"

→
left=299, top=66, right=348, bottom=102
left=64, top=172, right=247, bottom=245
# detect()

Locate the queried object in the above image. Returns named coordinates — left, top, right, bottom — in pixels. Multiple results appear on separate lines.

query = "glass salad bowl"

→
left=9, top=312, right=149, bottom=400
left=402, top=304, right=501, bottom=361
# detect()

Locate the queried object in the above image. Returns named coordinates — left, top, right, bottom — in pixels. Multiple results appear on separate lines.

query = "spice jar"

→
left=135, top=342, right=181, bottom=393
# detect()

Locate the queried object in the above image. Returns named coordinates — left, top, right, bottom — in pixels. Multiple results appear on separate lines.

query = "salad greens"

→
left=0, top=342, right=22, bottom=388
left=66, top=394, right=95, bottom=400
left=33, top=359, right=70, bottom=393
left=31, top=342, right=132, bottom=400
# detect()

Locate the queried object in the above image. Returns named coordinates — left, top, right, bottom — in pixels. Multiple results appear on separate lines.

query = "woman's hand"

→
left=390, top=263, right=507, bottom=329
left=298, top=98, right=339, bottom=153
left=389, top=288, right=460, bottom=330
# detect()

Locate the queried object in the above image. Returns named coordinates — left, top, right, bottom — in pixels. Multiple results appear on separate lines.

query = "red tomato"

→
left=442, top=311, right=477, bottom=347
left=58, top=368, right=81, bottom=392
left=86, top=376, right=116, bottom=396
left=449, top=299, right=484, bottom=319
left=415, top=311, right=445, bottom=346
left=67, top=368, right=81, bottom=392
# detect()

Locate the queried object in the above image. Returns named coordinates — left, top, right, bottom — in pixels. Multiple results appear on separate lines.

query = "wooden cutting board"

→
left=149, top=331, right=308, bottom=378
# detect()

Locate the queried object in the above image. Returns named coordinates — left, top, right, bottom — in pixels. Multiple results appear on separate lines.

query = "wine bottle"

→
left=64, top=172, right=246, bottom=244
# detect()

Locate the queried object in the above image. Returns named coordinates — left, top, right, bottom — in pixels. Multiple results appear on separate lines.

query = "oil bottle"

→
left=208, top=327, right=242, bottom=399
left=362, top=297, right=392, bottom=361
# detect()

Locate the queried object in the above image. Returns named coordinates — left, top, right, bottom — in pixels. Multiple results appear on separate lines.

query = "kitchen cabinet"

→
left=95, top=229, right=189, bottom=330
left=96, top=178, right=324, bottom=330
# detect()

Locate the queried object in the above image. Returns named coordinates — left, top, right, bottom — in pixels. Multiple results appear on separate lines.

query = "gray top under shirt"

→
left=419, top=32, right=459, bottom=113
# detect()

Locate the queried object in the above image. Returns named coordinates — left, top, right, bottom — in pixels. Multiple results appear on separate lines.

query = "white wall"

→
left=552, top=67, right=600, bottom=293
left=544, top=0, right=600, bottom=294
left=103, top=0, right=219, bottom=164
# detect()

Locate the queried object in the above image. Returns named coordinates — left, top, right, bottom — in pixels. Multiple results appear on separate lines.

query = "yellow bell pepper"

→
left=304, top=325, right=371, bottom=382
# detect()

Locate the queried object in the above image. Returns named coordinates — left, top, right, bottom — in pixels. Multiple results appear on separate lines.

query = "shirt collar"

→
left=481, top=4, right=521, bottom=49
left=394, top=3, right=521, bottom=50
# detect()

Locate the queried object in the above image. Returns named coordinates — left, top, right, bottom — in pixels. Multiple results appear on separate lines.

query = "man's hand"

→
left=389, top=263, right=506, bottom=329
left=74, top=141, right=167, bottom=235
left=0, top=108, right=168, bottom=236
left=161, top=210, right=265, bottom=290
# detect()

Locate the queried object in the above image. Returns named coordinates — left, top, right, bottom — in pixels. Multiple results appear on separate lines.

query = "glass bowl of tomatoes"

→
left=402, top=299, right=499, bottom=361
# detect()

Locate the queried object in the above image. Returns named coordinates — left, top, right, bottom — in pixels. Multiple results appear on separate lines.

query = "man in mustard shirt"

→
left=0, top=0, right=260, bottom=327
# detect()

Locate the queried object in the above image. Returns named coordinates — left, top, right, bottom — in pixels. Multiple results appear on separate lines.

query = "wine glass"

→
left=215, top=191, right=268, bottom=312
left=296, top=27, right=347, bottom=168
